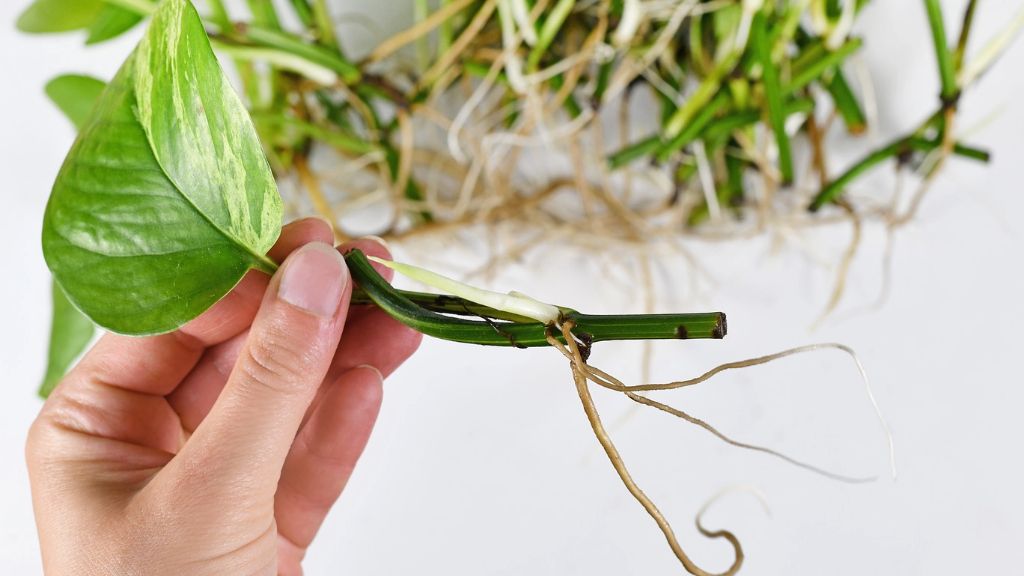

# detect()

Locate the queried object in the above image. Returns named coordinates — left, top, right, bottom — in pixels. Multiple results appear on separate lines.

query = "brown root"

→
left=548, top=320, right=743, bottom=576
left=545, top=321, right=897, bottom=573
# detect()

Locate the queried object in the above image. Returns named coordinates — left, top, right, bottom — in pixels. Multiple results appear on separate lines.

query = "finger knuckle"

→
left=238, top=319, right=321, bottom=396
left=25, top=384, right=90, bottom=468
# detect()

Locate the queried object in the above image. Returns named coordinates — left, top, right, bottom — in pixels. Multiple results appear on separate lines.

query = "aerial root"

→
left=621, top=392, right=876, bottom=484
left=548, top=321, right=743, bottom=576
left=546, top=322, right=897, bottom=574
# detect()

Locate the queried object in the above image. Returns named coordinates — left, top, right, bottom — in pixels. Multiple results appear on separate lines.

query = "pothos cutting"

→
left=36, top=1, right=899, bottom=573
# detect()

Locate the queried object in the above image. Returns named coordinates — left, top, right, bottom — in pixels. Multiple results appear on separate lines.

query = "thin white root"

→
left=623, top=391, right=877, bottom=484
left=835, top=343, right=898, bottom=480
left=577, top=345, right=878, bottom=483
left=615, top=343, right=897, bottom=481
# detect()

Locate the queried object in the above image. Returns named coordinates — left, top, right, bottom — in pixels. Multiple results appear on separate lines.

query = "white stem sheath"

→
left=613, top=0, right=643, bottom=47
left=510, top=0, right=537, bottom=45
left=825, top=0, right=856, bottom=50
left=368, top=257, right=562, bottom=324
left=211, top=43, right=339, bottom=86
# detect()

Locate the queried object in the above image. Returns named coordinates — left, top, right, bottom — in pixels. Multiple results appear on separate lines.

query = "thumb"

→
left=164, top=242, right=352, bottom=505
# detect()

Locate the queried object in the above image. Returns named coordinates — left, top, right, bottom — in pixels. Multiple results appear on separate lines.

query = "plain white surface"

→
left=1, top=2, right=1023, bottom=574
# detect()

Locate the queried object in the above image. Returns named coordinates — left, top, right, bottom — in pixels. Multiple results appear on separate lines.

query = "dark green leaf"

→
left=45, top=74, right=107, bottom=129
left=86, top=4, right=144, bottom=44
left=42, top=0, right=282, bottom=336
left=40, top=283, right=95, bottom=398
left=16, top=0, right=104, bottom=33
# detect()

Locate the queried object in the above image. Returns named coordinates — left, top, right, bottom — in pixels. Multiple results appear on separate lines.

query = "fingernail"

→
left=354, top=364, right=384, bottom=382
left=278, top=243, right=348, bottom=317
left=364, top=235, right=390, bottom=251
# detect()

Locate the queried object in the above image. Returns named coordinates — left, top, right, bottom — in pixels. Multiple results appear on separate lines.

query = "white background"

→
left=2, top=1, right=1023, bottom=574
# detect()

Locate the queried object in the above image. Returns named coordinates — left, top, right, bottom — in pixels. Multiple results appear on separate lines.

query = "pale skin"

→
left=26, top=218, right=421, bottom=575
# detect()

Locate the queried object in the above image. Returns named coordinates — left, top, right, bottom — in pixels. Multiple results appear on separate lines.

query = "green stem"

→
left=923, top=0, right=959, bottom=103
left=663, top=72, right=723, bottom=139
left=609, top=98, right=816, bottom=170
left=825, top=68, right=867, bottom=134
left=252, top=253, right=280, bottom=276
left=312, top=0, right=339, bottom=50
left=703, top=98, right=814, bottom=144
left=771, top=0, right=807, bottom=61
left=953, top=0, right=979, bottom=72
left=752, top=12, right=793, bottom=184
left=345, top=250, right=727, bottom=347
left=608, top=136, right=660, bottom=170
left=289, top=0, right=314, bottom=28
left=230, top=26, right=360, bottom=83
left=655, top=91, right=730, bottom=162
left=253, top=115, right=378, bottom=155
left=571, top=312, right=726, bottom=343
left=788, top=37, right=862, bottom=93
left=527, top=0, right=574, bottom=72
left=205, top=0, right=231, bottom=29
left=247, top=0, right=283, bottom=31
left=808, top=134, right=989, bottom=211
left=382, top=145, right=432, bottom=222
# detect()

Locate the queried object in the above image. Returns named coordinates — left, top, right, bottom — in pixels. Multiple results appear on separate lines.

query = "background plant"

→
left=19, top=0, right=1021, bottom=395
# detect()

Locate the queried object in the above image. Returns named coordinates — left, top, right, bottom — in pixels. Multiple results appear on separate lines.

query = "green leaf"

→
left=16, top=0, right=104, bottom=33
left=45, top=74, right=108, bottom=129
left=42, top=0, right=282, bottom=336
left=17, top=0, right=144, bottom=43
left=40, top=282, right=95, bottom=398
left=86, top=4, right=145, bottom=44
left=38, top=74, right=106, bottom=398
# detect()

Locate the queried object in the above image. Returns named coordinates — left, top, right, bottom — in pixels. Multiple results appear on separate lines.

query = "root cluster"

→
left=545, top=321, right=895, bottom=574
left=275, top=2, right=981, bottom=315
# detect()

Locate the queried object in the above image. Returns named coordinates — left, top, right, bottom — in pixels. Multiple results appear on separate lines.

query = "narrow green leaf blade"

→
left=45, top=74, right=107, bottom=129
left=42, top=0, right=282, bottom=336
left=16, top=0, right=103, bottom=33
left=86, top=4, right=144, bottom=44
left=40, top=282, right=95, bottom=398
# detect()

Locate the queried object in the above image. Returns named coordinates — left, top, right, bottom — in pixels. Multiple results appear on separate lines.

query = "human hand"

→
left=26, top=218, right=421, bottom=575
